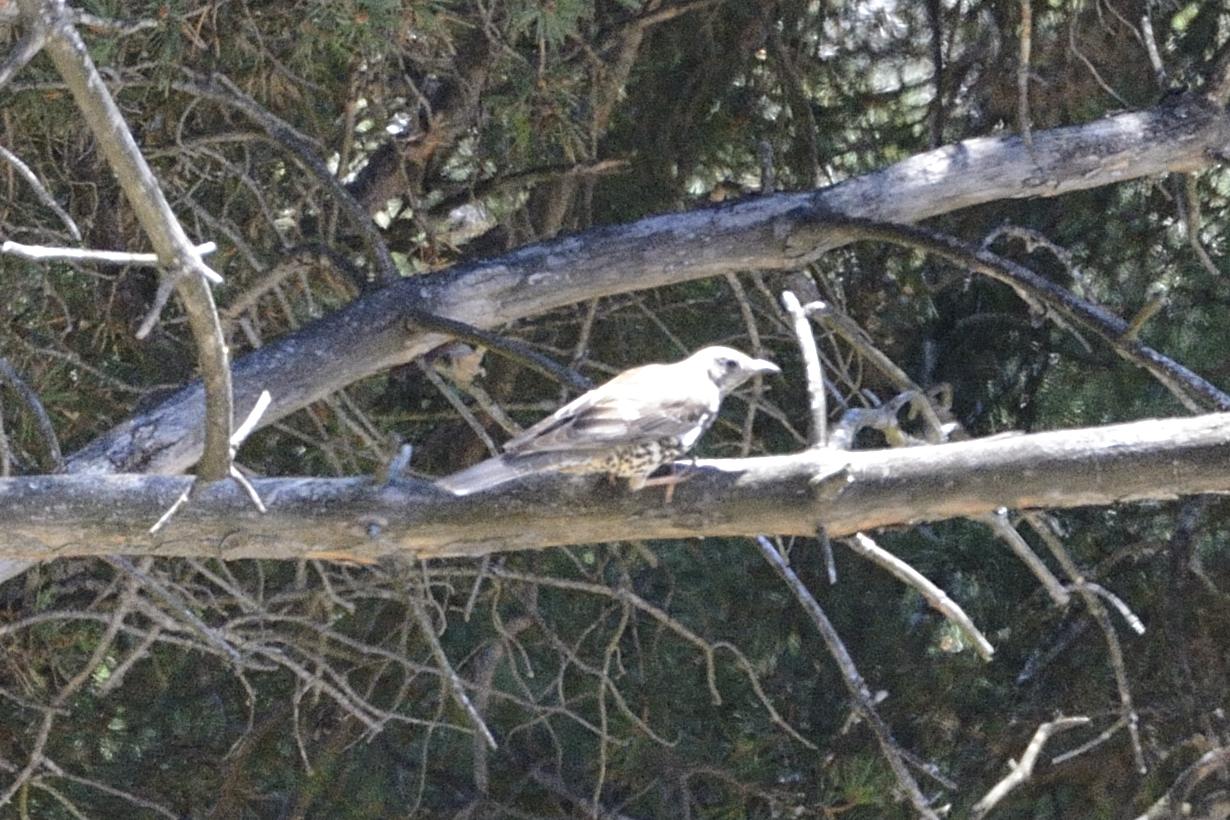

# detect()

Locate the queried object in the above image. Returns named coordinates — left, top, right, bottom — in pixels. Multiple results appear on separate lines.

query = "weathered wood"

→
left=9, top=413, right=1229, bottom=562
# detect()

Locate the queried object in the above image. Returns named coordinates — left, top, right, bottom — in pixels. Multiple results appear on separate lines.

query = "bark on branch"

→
left=9, top=413, right=1230, bottom=562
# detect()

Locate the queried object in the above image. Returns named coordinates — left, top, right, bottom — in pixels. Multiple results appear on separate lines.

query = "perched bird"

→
left=436, top=346, right=780, bottom=495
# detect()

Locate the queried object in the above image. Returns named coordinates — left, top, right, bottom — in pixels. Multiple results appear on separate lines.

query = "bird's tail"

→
left=435, top=452, right=577, bottom=495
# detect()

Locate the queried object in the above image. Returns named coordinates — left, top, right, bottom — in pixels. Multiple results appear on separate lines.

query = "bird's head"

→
left=693, top=346, right=781, bottom=394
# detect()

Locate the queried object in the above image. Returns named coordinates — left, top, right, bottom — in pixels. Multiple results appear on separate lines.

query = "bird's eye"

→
left=722, top=358, right=737, bottom=370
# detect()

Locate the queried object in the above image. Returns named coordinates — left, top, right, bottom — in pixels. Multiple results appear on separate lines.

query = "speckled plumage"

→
left=436, top=346, right=780, bottom=495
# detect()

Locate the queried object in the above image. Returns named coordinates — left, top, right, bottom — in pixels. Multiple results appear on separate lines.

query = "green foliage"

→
left=510, top=0, right=593, bottom=48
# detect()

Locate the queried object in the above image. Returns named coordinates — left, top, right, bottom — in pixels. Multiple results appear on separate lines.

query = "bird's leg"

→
left=638, top=458, right=698, bottom=503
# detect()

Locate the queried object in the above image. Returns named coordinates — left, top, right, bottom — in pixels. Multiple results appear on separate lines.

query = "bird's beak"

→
left=751, top=359, right=781, bottom=376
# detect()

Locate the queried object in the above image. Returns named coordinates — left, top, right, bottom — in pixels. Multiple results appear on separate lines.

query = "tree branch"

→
left=17, top=0, right=233, bottom=480
left=826, top=217, right=1230, bottom=412
left=66, top=97, right=1230, bottom=478
left=5, top=413, right=1229, bottom=562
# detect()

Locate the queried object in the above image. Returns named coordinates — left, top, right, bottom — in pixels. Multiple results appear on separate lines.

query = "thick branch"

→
left=68, top=97, right=1230, bottom=476
left=9, top=413, right=1230, bottom=562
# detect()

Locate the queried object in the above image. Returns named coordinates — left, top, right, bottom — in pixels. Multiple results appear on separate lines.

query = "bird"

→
left=436, top=346, right=781, bottom=495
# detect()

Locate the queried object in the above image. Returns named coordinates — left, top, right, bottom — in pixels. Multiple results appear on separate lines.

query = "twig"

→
left=404, top=314, right=593, bottom=393
left=753, top=536, right=940, bottom=819
left=95, top=624, right=161, bottom=695
left=408, top=567, right=498, bottom=750
left=803, top=300, right=948, bottom=442
left=228, top=468, right=266, bottom=514
left=1017, top=0, right=1033, bottom=149
left=1135, top=746, right=1230, bottom=820
left=73, top=10, right=160, bottom=36
left=44, top=759, right=177, bottom=817
left=1139, top=8, right=1167, bottom=88
left=419, top=362, right=500, bottom=457
left=1051, top=715, right=1127, bottom=766
left=221, top=245, right=359, bottom=321
left=982, top=224, right=1090, bottom=299
left=1121, top=278, right=1167, bottom=342
left=1077, top=581, right=1145, bottom=635
left=828, top=216, right=1230, bottom=412
left=781, top=291, right=827, bottom=446
left=0, top=147, right=81, bottom=240
left=174, top=69, right=397, bottom=286
left=1178, top=174, right=1220, bottom=279
left=310, top=561, right=356, bottom=614
left=627, top=0, right=720, bottom=31
left=971, top=716, right=1090, bottom=818
left=134, top=274, right=183, bottom=339
left=171, top=71, right=588, bottom=394
left=827, top=391, right=924, bottom=449
left=101, top=556, right=243, bottom=664
left=0, top=563, right=146, bottom=810
left=18, top=0, right=235, bottom=480
left=379, top=442, right=415, bottom=484
left=530, top=765, right=641, bottom=820
left=456, top=383, right=522, bottom=437
left=427, top=158, right=631, bottom=219
left=230, top=390, right=272, bottom=451
left=487, top=565, right=814, bottom=747
left=148, top=488, right=191, bottom=534
left=463, top=555, right=491, bottom=623
left=0, top=397, right=11, bottom=477
left=1207, top=46, right=1230, bottom=106
left=9, top=334, right=167, bottom=395
left=0, top=30, right=45, bottom=91
left=757, top=139, right=775, bottom=194
left=1, top=239, right=216, bottom=266
left=846, top=533, right=994, bottom=661
left=30, top=780, right=91, bottom=818
left=0, top=357, right=64, bottom=472
left=1068, top=17, right=1130, bottom=107
left=1024, top=511, right=1147, bottom=773
left=219, top=390, right=273, bottom=513
left=726, top=273, right=764, bottom=456
left=818, top=526, right=837, bottom=584
left=592, top=590, right=630, bottom=810
left=977, top=510, right=1069, bottom=607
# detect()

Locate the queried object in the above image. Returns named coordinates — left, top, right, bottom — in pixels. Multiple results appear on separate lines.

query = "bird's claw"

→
left=640, top=459, right=698, bottom=503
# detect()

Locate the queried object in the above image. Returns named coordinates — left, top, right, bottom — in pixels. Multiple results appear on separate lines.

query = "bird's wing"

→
left=505, top=369, right=716, bottom=454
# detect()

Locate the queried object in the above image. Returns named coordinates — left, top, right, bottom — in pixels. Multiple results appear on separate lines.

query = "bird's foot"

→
left=638, top=460, right=698, bottom=503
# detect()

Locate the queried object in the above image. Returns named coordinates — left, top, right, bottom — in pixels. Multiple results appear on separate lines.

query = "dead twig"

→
left=0, top=30, right=45, bottom=91
left=1, top=239, right=215, bottom=265
left=17, top=0, right=234, bottom=480
left=971, top=716, right=1090, bottom=818
left=830, top=216, right=1230, bottom=412
left=408, top=568, right=498, bottom=751
left=1017, top=0, right=1033, bottom=149
left=782, top=290, right=827, bottom=446
left=1024, top=511, right=1147, bottom=773
left=803, top=301, right=948, bottom=442
left=846, top=533, right=994, bottom=661
left=978, top=510, right=1069, bottom=607
left=1135, top=746, right=1230, bottom=820
left=0, top=357, right=63, bottom=472
left=753, top=536, right=941, bottom=819
left=0, top=147, right=80, bottom=240
left=101, top=556, right=243, bottom=664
